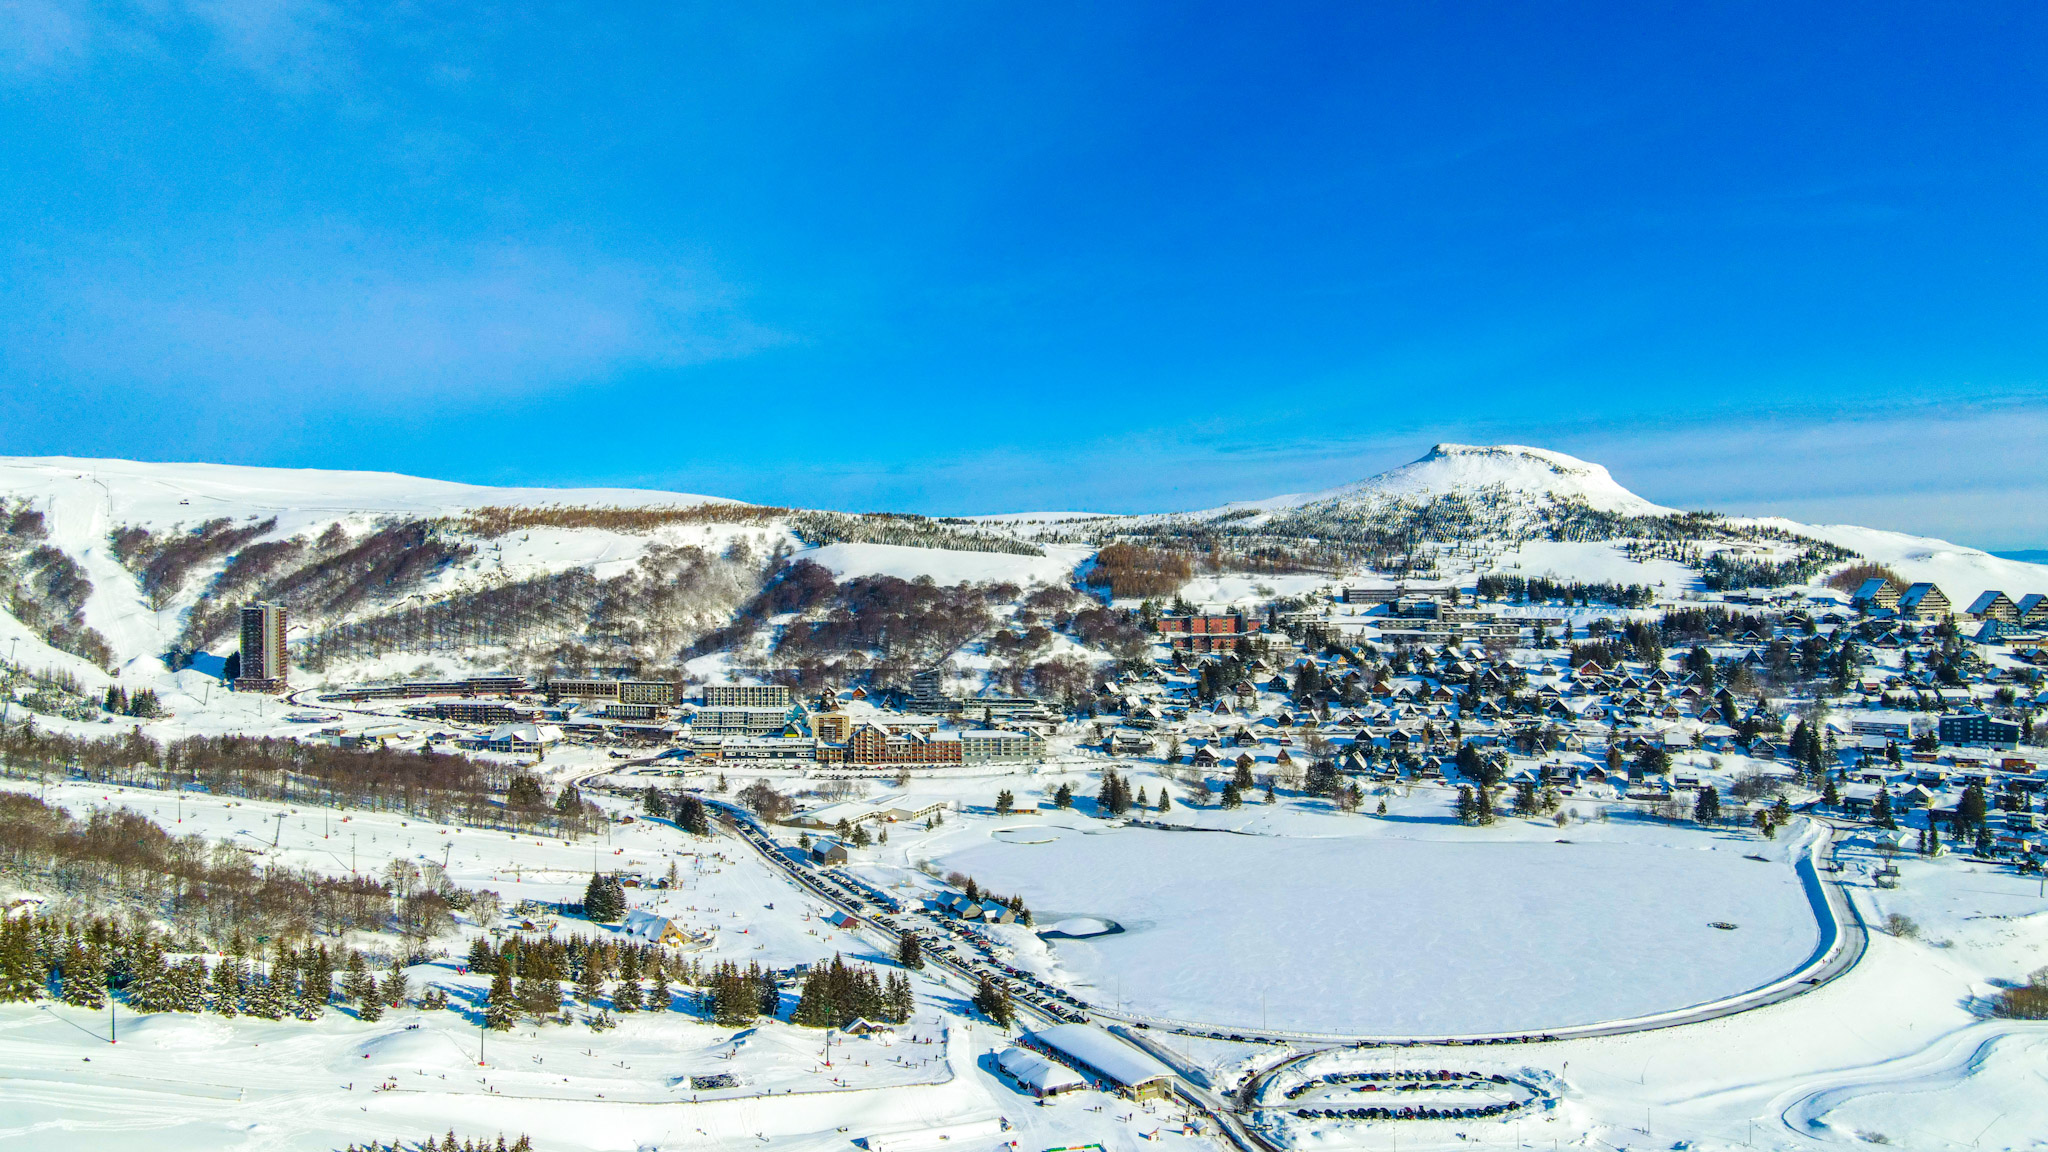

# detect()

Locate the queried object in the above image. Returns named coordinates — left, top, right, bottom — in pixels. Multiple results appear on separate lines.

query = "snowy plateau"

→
left=0, top=443, right=2046, bottom=1152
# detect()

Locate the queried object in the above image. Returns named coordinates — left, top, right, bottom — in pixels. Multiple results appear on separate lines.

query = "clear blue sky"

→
left=1, top=4, right=2044, bottom=545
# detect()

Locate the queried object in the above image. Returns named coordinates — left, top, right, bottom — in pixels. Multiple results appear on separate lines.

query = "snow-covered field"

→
left=0, top=777, right=1213, bottom=1152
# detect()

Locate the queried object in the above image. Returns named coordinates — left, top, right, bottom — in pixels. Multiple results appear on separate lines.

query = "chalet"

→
left=2019, top=594, right=2048, bottom=625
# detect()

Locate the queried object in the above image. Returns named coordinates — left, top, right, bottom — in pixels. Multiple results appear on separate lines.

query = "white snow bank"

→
left=801, top=542, right=1087, bottom=586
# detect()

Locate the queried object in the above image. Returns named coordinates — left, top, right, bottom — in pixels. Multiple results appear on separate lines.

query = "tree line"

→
left=0, top=722, right=602, bottom=837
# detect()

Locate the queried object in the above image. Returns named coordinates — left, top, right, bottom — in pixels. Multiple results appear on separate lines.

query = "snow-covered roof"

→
left=1028, top=1024, right=1175, bottom=1089
left=997, top=1047, right=1085, bottom=1093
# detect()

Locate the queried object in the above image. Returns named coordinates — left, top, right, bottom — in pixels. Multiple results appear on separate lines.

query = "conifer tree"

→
left=971, top=974, right=1012, bottom=1027
left=379, top=961, right=410, bottom=1010
left=1694, top=785, right=1722, bottom=824
left=60, top=943, right=106, bottom=1009
left=1156, top=789, right=1170, bottom=813
left=244, top=955, right=287, bottom=1020
left=614, top=949, right=641, bottom=1013
left=342, top=951, right=377, bottom=1010
left=649, top=969, right=670, bottom=1012
left=484, top=966, right=518, bottom=1031
left=575, top=950, right=606, bottom=1005
left=170, top=958, right=208, bottom=1013
left=1053, top=782, right=1073, bottom=808
left=299, top=946, right=333, bottom=1019
left=1220, top=782, right=1242, bottom=810
left=210, top=956, right=244, bottom=1017
left=897, top=930, right=923, bottom=971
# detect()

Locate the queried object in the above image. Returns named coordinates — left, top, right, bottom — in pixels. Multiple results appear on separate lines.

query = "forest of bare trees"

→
left=110, top=516, right=277, bottom=610
left=2, top=501, right=114, bottom=670
left=0, top=723, right=602, bottom=837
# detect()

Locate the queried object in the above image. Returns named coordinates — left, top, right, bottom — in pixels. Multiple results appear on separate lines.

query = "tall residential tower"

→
left=235, top=602, right=289, bottom=692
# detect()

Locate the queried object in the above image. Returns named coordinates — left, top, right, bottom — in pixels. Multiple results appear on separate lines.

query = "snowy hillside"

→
left=0, top=445, right=2043, bottom=694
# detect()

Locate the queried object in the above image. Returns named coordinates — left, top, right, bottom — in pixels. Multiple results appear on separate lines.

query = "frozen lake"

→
left=941, top=822, right=1821, bottom=1035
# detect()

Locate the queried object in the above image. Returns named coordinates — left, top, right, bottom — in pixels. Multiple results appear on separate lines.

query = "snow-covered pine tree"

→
left=171, top=958, right=208, bottom=1013
left=209, top=956, right=244, bottom=1017
left=245, top=967, right=287, bottom=1020
left=379, top=962, right=410, bottom=1010
left=60, top=943, right=106, bottom=1009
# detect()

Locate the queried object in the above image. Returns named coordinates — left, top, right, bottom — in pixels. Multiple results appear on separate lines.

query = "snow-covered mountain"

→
left=1200, top=443, right=1678, bottom=519
left=0, top=446, right=2042, bottom=696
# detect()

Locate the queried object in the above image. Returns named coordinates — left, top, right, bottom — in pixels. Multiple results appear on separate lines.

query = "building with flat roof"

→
left=235, top=602, right=289, bottom=692
left=704, top=683, right=791, bottom=708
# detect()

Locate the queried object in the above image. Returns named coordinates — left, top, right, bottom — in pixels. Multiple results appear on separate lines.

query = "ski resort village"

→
left=3, top=445, right=2047, bottom=1152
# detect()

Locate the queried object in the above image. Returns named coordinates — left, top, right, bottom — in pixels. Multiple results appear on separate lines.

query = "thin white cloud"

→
left=0, top=0, right=89, bottom=74
left=28, top=232, right=782, bottom=396
left=0, top=0, right=356, bottom=87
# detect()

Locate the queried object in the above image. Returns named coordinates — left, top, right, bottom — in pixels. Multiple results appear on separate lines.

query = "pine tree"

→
left=649, top=970, right=670, bottom=1012
left=1873, top=788, right=1896, bottom=830
left=1220, top=782, right=1242, bottom=810
left=60, top=943, right=106, bottom=1009
left=342, top=952, right=377, bottom=1009
left=583, top=873, right=626, bottom=922
left=379, top=961, right=410, bottom=1010
left=298, top=946, right=332, bottom=1019
left=127, top=941, right=173, bottom=1012
left=1694, top=785, right=1722, bottom=824
left=613, top=949, right=641, bottom=1013
left=994, top=789, right=1014, bottom=817
left=971, top=974, right=1012, bottom=1027
left=170, top=958, right=208, bottom=1013
left=1514, top=780, right=1539, bottom=816
left=1053, top=782, right=1073, bottom=808
left=575, top=950, right=606, bottom=1005
left=209, top=956, right=244, bottom=1017
left=1156, top=789, right=1170, bottom=813
left=676, top=794, right=710, bottom=835
left=246, top=967, right=288, bottom=1020
left=484, top=966, right=518, bottom=1031
left=897, top=930, right=923, bottom=971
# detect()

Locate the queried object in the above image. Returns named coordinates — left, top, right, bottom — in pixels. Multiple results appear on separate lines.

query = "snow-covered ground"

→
left=0, top=776, right=1213, bottom=1152
left=801, top=542, right=1089, bottom=587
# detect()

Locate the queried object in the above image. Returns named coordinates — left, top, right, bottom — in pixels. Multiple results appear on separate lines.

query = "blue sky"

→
left=1, top=4, right=2044, bottom=546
